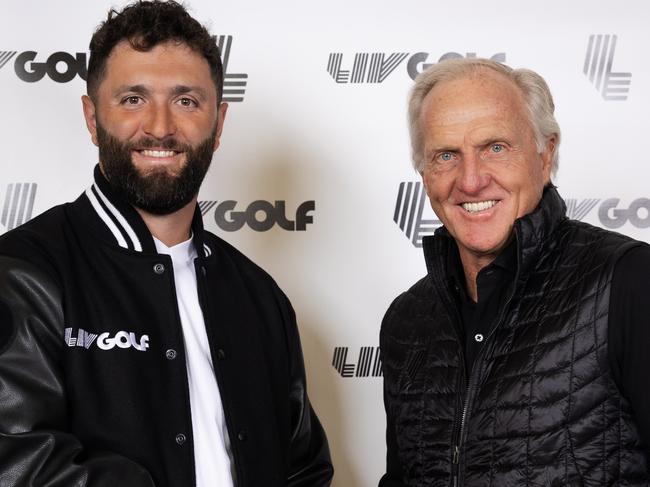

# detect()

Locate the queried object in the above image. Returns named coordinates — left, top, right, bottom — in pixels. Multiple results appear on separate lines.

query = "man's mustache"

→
left=129, top=137, right=191, bottom=152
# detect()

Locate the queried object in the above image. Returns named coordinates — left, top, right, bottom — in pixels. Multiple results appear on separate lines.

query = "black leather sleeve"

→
left=0, top=256, right=155, bottom=487
left=275, top=288, right=334, bottom=487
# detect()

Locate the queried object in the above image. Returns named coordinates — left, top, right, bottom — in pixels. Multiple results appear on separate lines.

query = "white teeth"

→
left=141, top=150, right=175, bottom=158
left=461, top=200, right=498, bottom=213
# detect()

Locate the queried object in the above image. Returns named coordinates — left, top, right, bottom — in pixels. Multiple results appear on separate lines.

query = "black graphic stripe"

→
left=405, top=182, right=421, bottom=239
left=351, top=53, right=368, bottom=83
left=372, top=347, right=382, bottom=377
left=399, top=182, right=413, bottom=231
left=1, top=183, right=13, bottom=228
left=377, top=53, right=409, bottom=83
left=198, top=201, right=217, bottom=216
left=0, top=51, right=17, bottom=70
left=23, top=183, right=36, bottom=226
left=583, top=35, right=594, bottom=75
left=368, top=54, right=380, bottom=83
left=412, top=186, right=432, bottom=246
left=332, top=347, right=345, bottom=373
left=595, top=35, right=611, bottom=91
left=15, top=182, right=30, bottom=227
left=327, top=53, right=339, bottom=76
left=216, top=35, right=232, bottom=69
left=357, top=347, right=373, bottom=377
left=7, top=183, right=23, bottom=229
left=394, top=182, right=406, bottom=224
left=588, top=35, right=602, bottom=83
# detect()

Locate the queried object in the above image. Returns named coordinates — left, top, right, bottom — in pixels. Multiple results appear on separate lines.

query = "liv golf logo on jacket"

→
left=332, top=346, right=382, bottom=378
left=394, top=181, right=441, bottom=247
left=327, top=51, right=505, bottom=83
left=199, top=200, right=315, bottom=231
left=583, top=35, right=631, bottom=100
left=65, top=328, right=150, bottom=352
left=1, top=183, right=37, bottom=234
left=1, top=36, right=248, bottom=102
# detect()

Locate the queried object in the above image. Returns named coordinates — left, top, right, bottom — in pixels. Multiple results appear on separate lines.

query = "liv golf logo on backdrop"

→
left=583, top=35, right=631, bottom=101
left=1, top=36, right=248, bottom=102
left=327, top=51, right=505, bottom=84
left=332, top=346, right=382, bottom=378
left=1, top=183, right=37, bottom=234
left=394, top=181, right=440, bottom=247
left=393, top=186, right=650, bottom=247
left=214, top=35, right=248, bottom=103
left=199, top=200, right=315, bottom=231
left=0, top=50, right=87, bottom=82
left=568, top=198, right=650, bottom=229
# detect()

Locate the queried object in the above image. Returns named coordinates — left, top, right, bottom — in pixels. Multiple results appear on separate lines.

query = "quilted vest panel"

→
left=381, top=188, right=650, bottom=487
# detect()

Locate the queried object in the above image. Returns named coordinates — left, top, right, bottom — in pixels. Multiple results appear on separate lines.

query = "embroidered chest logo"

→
left=65, top=328, right=150, bottom=352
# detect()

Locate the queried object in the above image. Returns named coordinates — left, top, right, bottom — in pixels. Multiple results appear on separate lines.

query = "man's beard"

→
left=97, top=124, right=216, bottom=215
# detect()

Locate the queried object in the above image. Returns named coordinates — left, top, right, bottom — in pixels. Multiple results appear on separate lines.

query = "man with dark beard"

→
left=0, top=2, right=333, bottom=487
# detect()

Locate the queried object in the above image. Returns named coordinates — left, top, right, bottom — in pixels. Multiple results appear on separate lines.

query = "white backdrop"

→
left=1, top=1, right=649, bottom=485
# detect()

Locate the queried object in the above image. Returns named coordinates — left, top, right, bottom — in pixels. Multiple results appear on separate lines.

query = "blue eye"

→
left=491, top=144, right=503, bottom=153
left=440, top=152, right=453, bottom=162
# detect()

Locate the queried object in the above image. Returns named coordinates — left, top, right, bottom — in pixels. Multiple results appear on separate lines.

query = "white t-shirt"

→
left=154, top=236, right=235, bottom=487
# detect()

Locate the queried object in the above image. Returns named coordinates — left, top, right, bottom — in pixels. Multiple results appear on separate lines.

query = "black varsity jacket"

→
left=0, top=166, right=333, bottom=487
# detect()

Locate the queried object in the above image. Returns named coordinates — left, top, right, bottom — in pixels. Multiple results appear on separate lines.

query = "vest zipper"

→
left=452, top=234, right=521, bottom=486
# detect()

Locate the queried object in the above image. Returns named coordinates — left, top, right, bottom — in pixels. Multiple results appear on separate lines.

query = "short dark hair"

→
left=87, top=0, right=223, bottom=103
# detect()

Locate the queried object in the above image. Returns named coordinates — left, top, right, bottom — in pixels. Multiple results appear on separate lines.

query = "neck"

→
left=135, top=198, right=196, bottom=247
left=459, top=253, right=496, bottom=303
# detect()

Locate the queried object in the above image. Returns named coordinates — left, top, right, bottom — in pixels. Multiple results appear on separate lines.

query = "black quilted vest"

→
left=381, top=187, right=650, bottom=486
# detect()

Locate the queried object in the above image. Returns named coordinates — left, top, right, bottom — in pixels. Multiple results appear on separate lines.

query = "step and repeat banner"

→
left=1, top=0, right=648, bottom=485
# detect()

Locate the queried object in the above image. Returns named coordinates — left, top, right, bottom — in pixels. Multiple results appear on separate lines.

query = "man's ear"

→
left=81, top=95, right=99, bottom=147
left=541, top=134, right=557, bottom=183
left=212, top=102, right=229, bottom=152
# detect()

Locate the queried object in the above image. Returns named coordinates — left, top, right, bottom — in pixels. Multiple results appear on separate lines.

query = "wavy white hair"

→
left=408, top=58, right=561, bottom=175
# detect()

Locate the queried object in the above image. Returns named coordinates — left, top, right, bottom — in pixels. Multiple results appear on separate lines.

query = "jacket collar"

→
left=83, top=164, right=211, bottom=257
left=423, top=185, right=567, bottom=280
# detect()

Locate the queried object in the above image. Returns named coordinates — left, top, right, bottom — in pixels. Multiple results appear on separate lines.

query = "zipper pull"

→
left=453, top=445, right=459, bottom=464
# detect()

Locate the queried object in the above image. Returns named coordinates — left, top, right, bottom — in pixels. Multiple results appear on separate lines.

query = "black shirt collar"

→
left=448, top=238, right=517, bottom=303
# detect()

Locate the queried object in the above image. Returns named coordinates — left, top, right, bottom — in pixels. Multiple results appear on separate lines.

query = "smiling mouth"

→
left=461, top=200, right=498, bottom=213
left=138, top=149, right=179, bottom=158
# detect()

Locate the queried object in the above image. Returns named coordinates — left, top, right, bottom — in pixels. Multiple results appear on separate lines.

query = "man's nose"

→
left=457, top=153, right=488, bottom=194
left=142, top=103, right=176, bottom=139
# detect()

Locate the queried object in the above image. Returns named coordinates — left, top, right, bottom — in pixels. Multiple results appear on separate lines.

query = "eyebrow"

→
left=112, top=84, right=150, bottom=97
left=170, top=85, right=208, bottom=101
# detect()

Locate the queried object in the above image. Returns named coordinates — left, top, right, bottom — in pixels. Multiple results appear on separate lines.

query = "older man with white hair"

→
left=380, top=58, right=650, bottom=486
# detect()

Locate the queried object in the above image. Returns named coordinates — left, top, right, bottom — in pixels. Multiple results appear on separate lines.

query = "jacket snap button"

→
left=175, top=433, right=187, bottom=445
left=153, top=263, right=165, bottom=274
left=166, top=349, right=177, bottom=360
left=217, top=349, right=226, bottom=360
left=474, top=334, right=484, bottom=343
left=237, top=431, right=247, bottom=441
